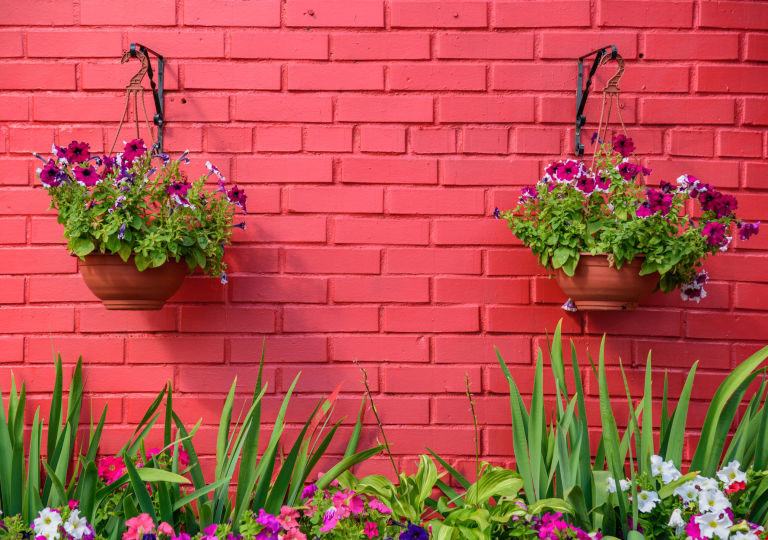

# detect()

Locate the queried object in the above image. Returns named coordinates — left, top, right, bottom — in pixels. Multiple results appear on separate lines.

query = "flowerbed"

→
left=2, top=326, right=768, bottom=540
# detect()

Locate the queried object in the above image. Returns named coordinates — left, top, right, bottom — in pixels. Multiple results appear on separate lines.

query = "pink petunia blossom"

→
left=123, top=514, right=155, bottom=540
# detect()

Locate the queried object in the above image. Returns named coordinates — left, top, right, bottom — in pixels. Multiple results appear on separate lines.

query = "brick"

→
left=126, top=31, right=225, bottom=58
left=383, top=366, right=481, bottom=393
left=386, top=426, right=476, bottom=454
left=331, top=335, right=429, bottom=363
left=439, top=96, right=534, bottom=123
left=435, top=277, right=529, bottom=304
left=410, top=128, right=456, bottom=154
left=615, top=65, right=689, bottom=93
left=183, top=0, right=279, bottom=26
left=391, top=1, right=488, bottom=28
left=0, top=277, right=24, bottom=304
left=223, top=247, right=280, bottom=273
left=492, top=63, right=573, bottom=91
left=229, top=276, right=328, bottom=303
left=9, top=127, right=56, bottom=153
left=641, top=98, right=734, bottom=125
left=434, top=218, right=519, bottom=245
left=164, top=96, right=229, bottom=122
left=746, top=34, right=768, bottom=62
left=646, top=159, right=738, bottom=188
left=231, top=336, right=328, bottom=363
left=601, top=1, right=693, bottom=27
left=735, top=193, right=768, bottom=221
left=82, top=0, right=175, bottom=24
left=179, top=306, right=276, bottom=333
left=5, top=0, right=74, bottom=25
left=234, top=216, right=326, bottom=243
left=744, top=98, right=768, bottom=126
left=718, top=130, right=762, bottom=158
left=27, top=31, right=122, bottom=57
left=0, top=160, right=30, bottom=186
left=0, top=248, right=77, bottom=274
left=697, top=66, right=768, bottom=94
left=531, top=276, right=568, bottom=304
left=745, top=162, right=768, bottom=189
left=705, top=253, right=768, bottom=283
left=0, top=217, right=26, bottom=244
left=0, top=189, right=54, bottom=215
left=342, top=157, right=437, bottom=184
left=28, top=275, right=97, bottom=303
left=332, top=33, right=430, bottom=60
left=435, top=335, right=531, bottom=364
left=285, top=0, right=384, bottom=27
left=390, top=63, right=486, bottom=91
left=206, top=127, right=253, bottom=153
left=388, top=188, right=484, bottom=215
left=304, top=126, right=353, bottom=152
left=0, top=32, right=23, bottom=57
left=486, top=306, right=581, bottom=334
left=645, top=33, right=738, bottom=60
left=58, top=127, right=104, bottom=152
left=255, top=126, right=302, bottom=152
left=360, top=127, right=406, bottom=153
left=687, top=312, right=768, bottom=340
left=383, top=306, right=480, bottom=332
left=175, top=367, right=276, bottom=394
left=161, top=126, right=204, bottom=152
left=0, top=63, right=75, bottom=91
left=699, top=1, right=768, bottom=30
left=463, top=127, right=509, bottom=154
left=335, top=217, right=429, bottom=245
left=168, top=276, right=228, bottom=303
left=385, top=248, right=481, bottom=274
left=287, top=63, right=384, bottom=91
left=435, top=396, right=511, bottom=424
left=283, top=306, right=379, bottom=332
left=79, top=307, right=177, bottom=333
left=333, top=276, right=429, bottom=302
left=185, top=63, right=280, bottom=90
left=443, top=158, right=538, bottom=186
left=514, top=127, right=561, bottom=154
left=82, top=62, right=181, bottom=92
left=336, top=96, right=433, bottom=123
left=493, top=1, right=590, bottom=27
left=0, top=96, right=28, bottom=121
left=236, top=156, right=332, bottom=183
left=540, top=96, right=636, bottom=124
left=284, top=248, right=381, bottom=274
left=0, top=338, right=23, bottom=363
left=0, top=307, right=74, bottom=333
left=540, top=31, right=637, bottom=59
left=669, top=130, right=715, bottom=158
left=585, top=310, right=682, bottom=337
left=437, top=32, right=533, bottom=59
left=236, top=95, right=332, bottom=123
left=287, top=186, right=383, bottom=213
left=231, top=31, right=328, bottom=59
left=126, top=337, right=224, bottom=364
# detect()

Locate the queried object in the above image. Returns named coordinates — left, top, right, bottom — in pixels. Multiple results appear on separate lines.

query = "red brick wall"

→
left=1, top=0, right=768, bottom=477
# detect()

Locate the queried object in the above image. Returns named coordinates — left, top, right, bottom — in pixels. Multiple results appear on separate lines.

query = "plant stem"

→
left=466, top=373, right=480, bottom=496
left=354, top=359, right=399, bottom=477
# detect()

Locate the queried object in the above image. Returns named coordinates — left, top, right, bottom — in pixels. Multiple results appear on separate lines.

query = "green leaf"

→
left=150, top=251, right=167, bottom=268
left=69, top=237, right=95, bottom=257
left=552, top=247, right=571, bottom=269
left=135, top=253, right=151, bottom=271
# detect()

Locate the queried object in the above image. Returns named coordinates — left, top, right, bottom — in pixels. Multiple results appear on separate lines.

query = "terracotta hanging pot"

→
left=79, top=253, right=187, bottom=310
left=553, top=253, right=659, bottom=311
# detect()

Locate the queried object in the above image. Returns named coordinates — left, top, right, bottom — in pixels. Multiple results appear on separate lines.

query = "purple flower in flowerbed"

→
left=122, top=139, right=147, bottom=163
left=612, top=133, right=635, bottom=158
left=74, top=165, right=100, bottom=187
left=739, top=221, right=760, bottom=241
left=702, top=221, right=727, bottom=246
left=399, top=523, right=428, bottom=540
left=227, top=185, right=247, bottom=214
left=39, top=159, right=65, bottom=187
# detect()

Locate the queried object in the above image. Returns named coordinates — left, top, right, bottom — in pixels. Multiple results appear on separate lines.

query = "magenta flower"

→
left=618, top=161, right=643, bottom=181
left=557, top=160, right=581, bottom=183
left=574, top=174, right=596, bottom=195
left=320, top=507, right=339, bottom=533
left=39, top=159, right=64, bottom=187
left=75, top=165, right=100, bottom=187
left=520, top=185, right=538, bottom=201
left=595, top=175, right=611, bottom=191
left=363, top=522, right=378, bottom=539
left=64, top=141, right=91, bottom=163
left=277, top=506, right=300, bottom=531
left=703, top=221, right=727, bottom=246
left=561, top=298, right=577, bottom=312
left=699, top=191, right=737, bottom=219
left=369, top=499, right=392, bottom=515
left=166, top=182, right=193, bottom=208
left=646, top=188, right=673, bottom=216
left=123, top=139, right=147, bottom=163
left=227, top=185, right=247, bottom=213
left=612, top=134, right=635, bottom=158
left=256, top=510, right=280, bottom=534
left=301, top=483, right=318, bottom=499
left=740, top=221, right=760, bottom=241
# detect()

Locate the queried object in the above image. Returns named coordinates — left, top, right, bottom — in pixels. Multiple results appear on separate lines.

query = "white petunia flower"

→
left=731, top=533, right=760, bottom=540
left=637, top=490, right=661, bottom=513
left=668, top=508, right=686, bottom=535
left=606, top=477, right=617, bottom=493
left=619, top=479, right=632, bottom=492
left=695, top=511, right=732, bottom=540
left=716, top=460, right=747, bottom=488
left=64, top=510, right=88, bottom=540
left=33, top=508, right=62, bottom=540
left=699, top=488, right=731, bottom=513
left=696, top=475, right=719, bottom=491
left=650, top=455, right=664, bottom=477
left=660, top=461, right=683, bottom=484
left=674, top=481, right=700, bottom=504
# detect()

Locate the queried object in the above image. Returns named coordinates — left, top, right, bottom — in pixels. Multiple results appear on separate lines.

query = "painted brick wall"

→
left=1, top=0, right=768, bottom=478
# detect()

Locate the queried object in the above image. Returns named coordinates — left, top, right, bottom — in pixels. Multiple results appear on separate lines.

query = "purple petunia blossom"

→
left=75, top=165, right=100, bottom=187
left=123, top=139, right=147, bottom=163
left=220, top=273, right=228, bottom=284
left=739, top=221, right=760, bottom=241
left=646, top=188, right=674, bottom=216
left=702, top=221, right=727, bottom=246
left=612, top=134, right=636, bottom=158
left=399, top=523, right=429, bottom=540
left=595, top=175, right=611, bottom=191
left=301, top=483, right=318, bottom=499
left=101, top=155, right=117, bottom=177
left=227, top=185, right=247, bottom=214
left=561, top=298, right=577, bottom=312
left=177, top=150, right=190, bottom=164
left=65, top=141, right=91, bottom=163
left=232, top=221, right=246, bottom=230
left=320, top=508, right=339, bottom=533
left=493, top=207, right=501, bottom=219
left=520, top=185, right=538, bottom=201
left=166, top=182, right=193, bottom=208
left=590, top=132, right=602, bottom=145
left=39, top=159, right=64, bottom=187
left=574, top=174, right=596, bottom=195
left=618, top=161, right=643, bottom=182
left=256, top=509, right=280, bottom=534
left=118, top=223, right=126, bottom=240
left=557, top=160, right=581, bottom=183
left=635, top=202, right=653, bottom=218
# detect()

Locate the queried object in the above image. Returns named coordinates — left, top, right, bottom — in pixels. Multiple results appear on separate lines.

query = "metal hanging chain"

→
left=109, top=48, right=158, bottom=156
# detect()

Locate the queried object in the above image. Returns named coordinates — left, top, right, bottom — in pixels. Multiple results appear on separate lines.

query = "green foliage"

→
left=498, top=140, right=750, bottom=293
left=36, top=140, right=244, bottom=279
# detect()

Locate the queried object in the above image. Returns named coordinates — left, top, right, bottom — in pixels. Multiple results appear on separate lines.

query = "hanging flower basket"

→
left=80, top=253, right=187, bottom=310
left=554, top=253, right=659, bottom=311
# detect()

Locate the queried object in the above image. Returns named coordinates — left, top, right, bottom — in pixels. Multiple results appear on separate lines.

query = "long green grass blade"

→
left=316, top=445, right=387, bottom=490
left=663, top=363, right=697, bottom=467
left=47, top=357, right=63, bottom=460
left=124, top=458, right=157, bottom=520
left=639, top=352, right=653, bottom=476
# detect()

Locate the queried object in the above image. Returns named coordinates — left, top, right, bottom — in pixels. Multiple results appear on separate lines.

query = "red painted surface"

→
left=1, top=0, right=767, bottom=479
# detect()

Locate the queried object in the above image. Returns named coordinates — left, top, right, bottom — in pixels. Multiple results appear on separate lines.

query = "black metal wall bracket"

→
left=130, top=43, right=165, bottom=152
left=575, top=45, right=618, bottom=156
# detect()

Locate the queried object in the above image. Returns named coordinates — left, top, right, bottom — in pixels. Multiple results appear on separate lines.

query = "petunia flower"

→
left=739, top=221, right=760, bottom=241
left=636, top=490, right=660, bottom=513
left=39, top=159, right=65, bottom=188
left=123, top=139, right=147, bottom=163
left=97, top=455, right=126, bottom=483
left=65, top=141, right=91, bottom=163
left=74, top=165, right=100, bottom=187
left=399, top=523, right=428, bottom=540
left=668, top=509, right=686, bottom=535
left=369, top=499, right=392, bottom=515
left=702, top=221, right=727, bottom=247
left=612, top=134, right=635, bottom=158
left=123, top=514, right=155, bottom=540
left=717, top=461, right=747, bottom=489
left=696, top=511, right=733, bottom=540
left=493, top=207, right=501, bottom=219
left=227, top=185, right=247, bottom=214
left=363, top=521, right=379, bottom=539
left=277, top=506, right=300, bottom=530
left=301, top=483, right=318, bottom=499
left=561, top=298, right=577, bottom=312
left=256, top=510, right=280, bottom=534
